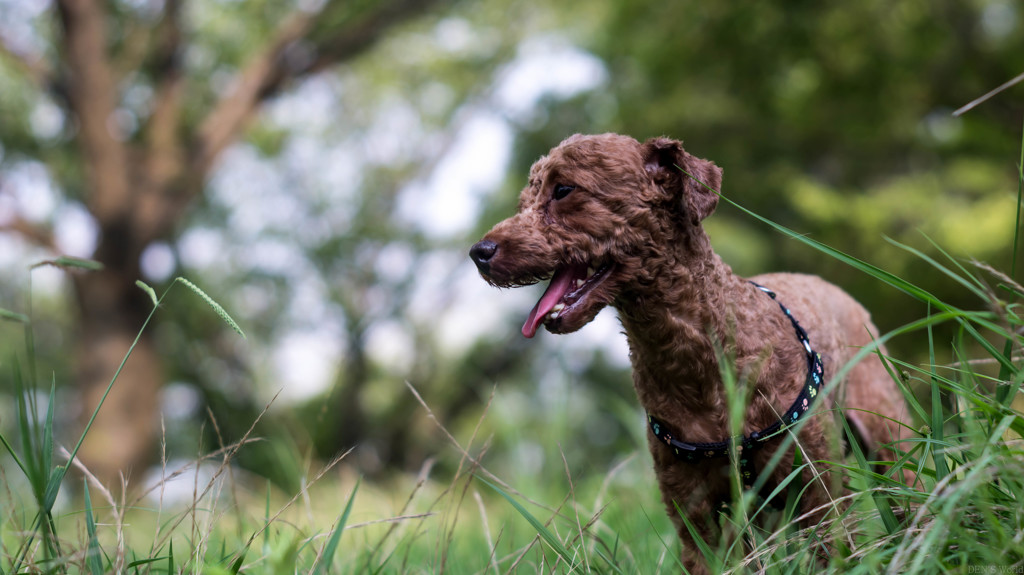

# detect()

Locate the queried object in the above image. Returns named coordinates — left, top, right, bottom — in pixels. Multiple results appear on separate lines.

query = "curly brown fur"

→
left=469, top=133, right=914, bottom=574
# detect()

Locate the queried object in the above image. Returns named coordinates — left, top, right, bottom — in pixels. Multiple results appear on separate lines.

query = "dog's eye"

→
left=553, top=184, right=576, bottom=200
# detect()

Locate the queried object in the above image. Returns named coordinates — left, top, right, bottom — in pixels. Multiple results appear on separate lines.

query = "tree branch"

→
left=0, top=216, right=57, bottom=251
left=133, top=0, right=187, bottom=243
left=0, top=35, right=52, bottom=90
left=190, top=12, right=315, bottom=180
left=190, top=0, right=451, bottom=182
left=113, top=11, right=156, bottom=82
left=145, top=0, right=185, bottom=172
left=305, top=0, right=449, bottom=75
left=56, top=0, right=132, bottom=226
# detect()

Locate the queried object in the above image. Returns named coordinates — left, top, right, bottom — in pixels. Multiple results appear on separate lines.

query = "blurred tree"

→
left=0, top=0, right=454, bottom=483
left=0, top=0, right=595, bottom=487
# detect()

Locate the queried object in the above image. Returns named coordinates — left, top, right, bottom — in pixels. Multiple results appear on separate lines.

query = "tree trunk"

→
left=72, top=227, right=162, bottom=484
left=45, top=0, right=451, bottom=486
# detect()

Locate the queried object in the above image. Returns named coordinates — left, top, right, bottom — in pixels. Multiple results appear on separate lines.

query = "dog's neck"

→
left=614, top=227, right=801, bottom=440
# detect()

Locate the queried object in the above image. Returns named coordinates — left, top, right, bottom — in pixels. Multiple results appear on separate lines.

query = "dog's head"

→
left=469, top=133, right=722, bottom=338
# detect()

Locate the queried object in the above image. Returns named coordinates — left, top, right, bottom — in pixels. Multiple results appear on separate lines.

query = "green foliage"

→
left=0, top=266, right=246, bottom=574
left=480, top=477, right=582, bottom=571
left=0, top=307, right=29, bottom=324
left=311, top=479, right=360, bottom=575
left=83, top=480, right=105, bottom=575
left=31, top=257, right=104, bottom=272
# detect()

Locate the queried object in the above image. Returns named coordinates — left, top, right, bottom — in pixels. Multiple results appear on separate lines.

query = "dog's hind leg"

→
left=839, top=354, right=917, bottom=486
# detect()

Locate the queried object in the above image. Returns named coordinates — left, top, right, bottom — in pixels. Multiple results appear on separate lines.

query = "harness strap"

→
left=646, top=282, right=825, bottom=489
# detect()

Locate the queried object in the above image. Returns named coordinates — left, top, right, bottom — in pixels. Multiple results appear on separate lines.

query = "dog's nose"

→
left=469, top=240, right=498, bottom=273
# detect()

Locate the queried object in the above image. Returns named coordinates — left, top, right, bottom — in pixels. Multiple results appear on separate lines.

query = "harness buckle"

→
left=740, top=433, right=757, bottom=452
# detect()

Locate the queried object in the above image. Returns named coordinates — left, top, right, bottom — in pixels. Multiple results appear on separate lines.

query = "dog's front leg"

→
left=664, top=495, right=722, bottom=575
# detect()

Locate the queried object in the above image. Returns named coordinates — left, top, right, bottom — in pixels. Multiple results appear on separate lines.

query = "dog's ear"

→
left=642, top=137, right=723, bottom=226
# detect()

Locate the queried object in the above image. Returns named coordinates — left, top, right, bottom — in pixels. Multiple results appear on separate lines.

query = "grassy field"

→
left=3, top=143, right=1024, bottom=573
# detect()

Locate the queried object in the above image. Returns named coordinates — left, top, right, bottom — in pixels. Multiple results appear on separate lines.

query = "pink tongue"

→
left=522, top=266, right=581, bottom=338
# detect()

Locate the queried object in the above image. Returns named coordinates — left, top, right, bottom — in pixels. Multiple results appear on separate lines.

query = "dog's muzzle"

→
left=469, top=239, right=498, bottom=274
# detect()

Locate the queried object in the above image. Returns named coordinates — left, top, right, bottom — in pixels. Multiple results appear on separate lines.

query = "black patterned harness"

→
left=646, top=282, right=825, bottom=489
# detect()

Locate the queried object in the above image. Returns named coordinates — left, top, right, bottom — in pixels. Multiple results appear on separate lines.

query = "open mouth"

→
left=522, top=261, right=612, bottom=338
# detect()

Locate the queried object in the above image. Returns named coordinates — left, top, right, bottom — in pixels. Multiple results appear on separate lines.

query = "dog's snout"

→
left=469, top=240, right=498, bottom=273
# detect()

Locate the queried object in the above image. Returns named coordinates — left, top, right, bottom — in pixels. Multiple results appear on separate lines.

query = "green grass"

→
left=2, top=131, right=1024, bottom=573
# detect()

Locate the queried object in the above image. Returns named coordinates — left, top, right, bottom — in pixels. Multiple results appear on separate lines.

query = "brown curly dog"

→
left=469, top=133, right=913, bottom=573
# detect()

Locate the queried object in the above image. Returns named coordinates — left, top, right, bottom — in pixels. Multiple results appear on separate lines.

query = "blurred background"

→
left=0, top=0, right=1022, bottom=493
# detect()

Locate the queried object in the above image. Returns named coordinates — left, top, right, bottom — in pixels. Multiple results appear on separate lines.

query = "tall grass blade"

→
left=42, top=470, right=64, bottom=513
left=890, top=234, right=988, bottom=299
left=12, top=359, right=43, bottom=496
left=83, top=480, right=104, bottom=575
left=675, top=502, right=720, bottom=574
left=997, top=338, right=1017, bottom=405
left=0, top=308, right=30, bottom=323
left=1001, top=121, right=1024, bottom=402
left=135, top=280, right=159, bottom=307
left=1013, top=118, right=1023, bottom=279
left=0, top=360, right=30, bottom=478
left=42, top=377, right=54, bottom=487
left=479, top=477, right=580, bottom=571
left=958, top=319, right=1016, bottom=377
left=783, top=448, right=804, bottom=522
left=927, top=305, right=950, bottom=481
left=840, top=416, right=899, bottom=533
left=31, top=256, right=104, bottom=271
left=265, top=480, right=272, bottom=552
left=888, top=235, right=1015, bottom=378
left=311, top=479, right=361, bottom=575
left=22, top=281, right=37, bottom=402
left=55, top=256, right=104, bottom=270
left=997, top=281, right=1024, bottom=299
left=0, top=431, right=28, bottom=478
left=125, top=557, right=166, bottom=571
left=174, top=278, right=246, bottom=339
left=228, top=544, right=248, bottom=575
left=984, top=416, right=1017, bottom=460
left=683, top=171, right=949, bottom=309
